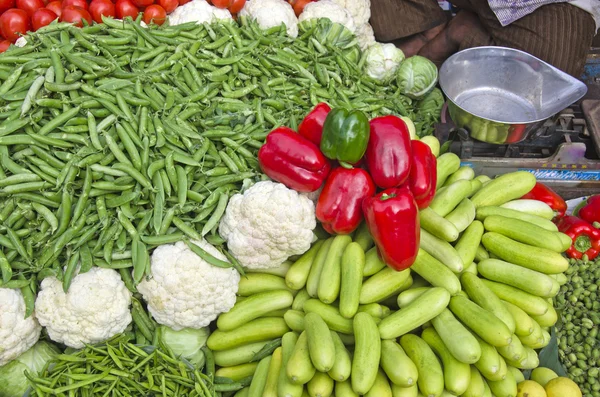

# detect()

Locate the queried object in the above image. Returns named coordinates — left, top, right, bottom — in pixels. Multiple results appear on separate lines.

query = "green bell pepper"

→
left=320, top=108, right=370, bottom=166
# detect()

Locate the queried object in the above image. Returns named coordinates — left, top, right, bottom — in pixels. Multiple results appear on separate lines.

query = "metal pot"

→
left=439, top=46, right=588, bottom=144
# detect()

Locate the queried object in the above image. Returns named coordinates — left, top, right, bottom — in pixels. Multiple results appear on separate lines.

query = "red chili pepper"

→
left=362, top=186, right=420, bottom=271
left=408, top=140, right=437, bottom=209
left=365, top=115, right=412, bottom=189
left=298, top=102, right=331, bottom=146
left=577, top=195, right=600, bottom=225
left=316, top=167, right=376, bottom=235
left=556, top=215, right=600, bottom=260
left=521, top=182, right=567, bottom=220
left=258, top=127, right=331, bottom=193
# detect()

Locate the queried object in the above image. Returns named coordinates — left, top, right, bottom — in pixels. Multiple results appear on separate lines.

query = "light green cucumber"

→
left=307, top=370, right=334, bottom=397
left=482, top=232, right=569, bottom=274
left=448, top=295, right=512, bottom=347
left=318, top=235, right=352, bottom=304
left=411, top=249, right=461, bottom=295
left=365, top=369, right=393, bottom=397
left=501, top=301, right=534, bottom=337
left=293, top=289, right=311, bottom=311
left=483, top=215, right=564, bottom=252
left=353, top=221, right=374, bottom=252
left=352, top=312, right=381, bottom=394
left=419, top=228, right=464, bottom=273
left=421, top=135, right=440, bottom=157
left=286, top=240, right=324, bottom=290
left=214, top=340, right=274, bottom=367
left=381, top=340, right=419, bottom=387
left=469, top=179, right=483, bottom=197
left=286, top=331, right=315, bottom=385
left=462, top=262, right=478, bottom=275
left=363, top=247, right=387, bottom=276
left=305, top=312, right=335, bottom=372
left=508, top=366, right=525, bottom=383
left=248, top=355, right=272, bottom=397
left=500, top=199, right=554, bottom=220
left=328, top=331, right=352, bottom=382
left=358, top=303, right=386, bottom=318
left=549, top=272, right=568, bottom=286
left=436, top=152, right=461, bottom=188
left=477, top=258, right=559, bottom=298
left=431, top=309, right=481, bottom=364
left=421, top=327, right=471, bottom=396
left=430, top=179, right=473, bottom=217
left=487, top=364, right=517, bottom=397
left=306, top=237, right=334, bottom=298
left=379, top=287, right=450, bottom=340
left=444, top=165, right=475, bottom=186
left=470, top=171, right=536, bottom=208
left=238, top=273, right=293, bottom=297
left=445, top=198, right=476, bottom=233
left=391, top=384, right=418, bottom=397
left=246, top=261, right=292, bottom=278
left=234, top=387, right=249, bottom=397
left=460, top=272, right=516, bottom=333
left=284, top=310, right=305, bottom=333
left=530, top=304, right=558, bottom=328
left=455, top=221, right=484, bottom=269
left=475, top=244, right=489, bottom=262
left=263, top=347, right=282, bottom=397
left=360, top=267, right=412, bottom=304
left=303, top=299, right=353, bottom=334
left=397, top=287, right=431, bottom=308
left=472, top=334, right=502, bottom=381
left=278, top=332, right=303, bottom=397
left=480, top=279, right=549, bottom=316
left=420, top=207, right=460, bottom=242
left=339, top=242, right=365, bottom=318
left=496, top=334, right=525, bottom=362
left=518, top=321, right=544, bottom=348
left=556, top=232, right=572, bottom=252
left=217, top=290, right=294, bottom=331
left=336, top=380, right=359, bottom=397
left=461, top=366, right=486, bottom=397
left=475, top=205, right=558, bottom=232
left=400, top=334, right=444, bottom=397
left=215, top=362, right=259, bottom=381
left=207, top=317, right=290, bottom=351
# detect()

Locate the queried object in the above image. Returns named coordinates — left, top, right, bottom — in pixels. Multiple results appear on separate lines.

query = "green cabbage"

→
left=158, top=326, right=210, bottom=369
left=0, top=341, right=59, bottom=397
left=396, top=55, right=439, bottom=99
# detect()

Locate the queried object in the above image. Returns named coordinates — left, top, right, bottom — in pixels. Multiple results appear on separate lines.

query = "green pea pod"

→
left=320, top=108, right=370, bottom=166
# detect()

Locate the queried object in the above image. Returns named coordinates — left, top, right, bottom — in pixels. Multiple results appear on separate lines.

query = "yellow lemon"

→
left=517, top=380, right=547, bottom=397
left=545, top=377, right=582, bottom=397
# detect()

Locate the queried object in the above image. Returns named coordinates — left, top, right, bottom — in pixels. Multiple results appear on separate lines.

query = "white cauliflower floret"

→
left=331, top=0, right=370, bottom=26
left=364, top=42, right=405, bottom=81
left=0, top=288, right=41, bottom=366
left=138, top=240, right=240, bottom=330
left=299, top=0, right=356, bottom=34
left=239, top=0, right=298, bottom=38
left=169, top=0, right=232, bottom=25
left=219, top=181, right=317, bottom=270
left=356, top=23, right=375, bottom=51
left=35, top=268, right=132, bottom=349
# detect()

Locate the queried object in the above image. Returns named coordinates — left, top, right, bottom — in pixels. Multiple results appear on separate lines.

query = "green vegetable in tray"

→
left=0, top=341, right=59, bottom=397
left=158, top=326, right=211, bottom=369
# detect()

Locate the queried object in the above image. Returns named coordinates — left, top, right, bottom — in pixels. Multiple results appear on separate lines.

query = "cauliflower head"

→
left=138, top=240, right=240, bottom=331
left=219, top=181, right=317, bottom=270
left=240, top=0, right=298, bottom=38
left=0, top=288, right=41, bottom=366
left=364, top=42, right=405, bottom=81
left=299, top=0, right=356, bottom=34
left=35, top=267, right=132, bottom=349
left=169, top=0, right=232, bottom=25
left=356, top=23, right=375, bottom=51
left=331, top=0, right=370, bottom=26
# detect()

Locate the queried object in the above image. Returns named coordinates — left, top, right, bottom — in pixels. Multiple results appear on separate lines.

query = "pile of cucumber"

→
left=207, top=155, right=572, bottom=397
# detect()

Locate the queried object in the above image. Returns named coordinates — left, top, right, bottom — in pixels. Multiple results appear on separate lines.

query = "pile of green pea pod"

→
left=554, top=256, right=600, bottom=396
left=0, top=15, right=423, bottom=299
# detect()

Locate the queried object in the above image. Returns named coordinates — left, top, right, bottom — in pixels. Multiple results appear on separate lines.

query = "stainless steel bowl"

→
left=439, top=46, right=588, bottom=144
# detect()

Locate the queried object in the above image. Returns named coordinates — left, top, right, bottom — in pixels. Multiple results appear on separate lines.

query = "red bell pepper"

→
left=557, top=215, right=600, bottom=260
left=298, top=102, right=331, bottom=146
left=408, top=140, right=437, bottom=209
left=521, top=182, right=567, bottom=220
left=316, top=167, right=376, bottom=235
left=576, top=195, right=600, bottom=225
left=258, top=127, right=331, bottom=193
left=362, top=186, right=420, bottom=271
left=365, top=115, right=412, bottom=189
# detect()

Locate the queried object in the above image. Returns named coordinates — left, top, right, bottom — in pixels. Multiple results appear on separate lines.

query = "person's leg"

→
left=370, top=0, right=449, bottom=56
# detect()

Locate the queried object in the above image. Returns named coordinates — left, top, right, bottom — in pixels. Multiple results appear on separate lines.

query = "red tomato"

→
left=228, top=0, right=244, bottom=13
left=16, top=0, right=44, bottom=17
left=31, top=7, right=57, bottom=29
left=0, top=39, right=10, bottom=52
left=178, top=0, right=190, bottom=5
left=0, top=0, right=16, bottom=13
left=88, top=0, right=114, bottom=22
left=211, top=0, right=230, bottom=8
left=131, top=0, right=152, bottom=7
left=289, top=0, right=312, bottom=16
left=61, top=0, right=86, bottom=9
left=157, top=0, right=175, bottom=13
left=0, top=8, right=30, bottom=42
left=45, top=0, right=61, bottom=15
left=115, top=0, right=138, bottom=19
left=60, top=5, right=91, bottom=26
left=142, top=3, right=164, bottom=24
